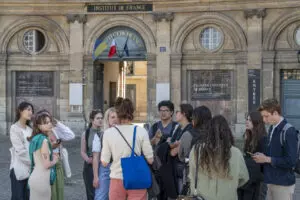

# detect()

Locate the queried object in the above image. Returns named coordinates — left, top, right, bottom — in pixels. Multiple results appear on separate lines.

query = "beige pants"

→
left=267, top=184, right=295, bottom=200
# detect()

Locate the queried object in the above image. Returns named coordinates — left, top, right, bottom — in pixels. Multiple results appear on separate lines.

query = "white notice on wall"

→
left=156, top=83, right=170, bottom=105
left=69, top=83, right=83, bottom=105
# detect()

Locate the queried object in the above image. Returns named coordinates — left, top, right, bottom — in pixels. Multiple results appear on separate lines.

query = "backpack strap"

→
left=280, top=123, right=293, bottom=146
left=151, top=122, right=159, bottom=138
left=85, top=128, right=90, bottom=154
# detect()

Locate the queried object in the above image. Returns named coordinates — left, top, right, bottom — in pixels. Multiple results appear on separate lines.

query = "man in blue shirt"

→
left=253, top=98, right=298, bottom=200
left=149, top=100, right=177, bottom=145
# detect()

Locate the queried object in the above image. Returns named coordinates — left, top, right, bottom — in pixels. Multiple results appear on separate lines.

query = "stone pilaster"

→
left=153, top=12, right=174, bottom=102
left=244, top=9, right=266, bottom=104
left=245, top=8, right=265, bottom=69
left=262, top=51, right=275, bottom=99
left=67, top=14, right=86, bottom=73
left=147, top=53, right=157, bottom=122
left=0, top=54, right=7, bottom=135
left=170, top=53, right=182, bottom=110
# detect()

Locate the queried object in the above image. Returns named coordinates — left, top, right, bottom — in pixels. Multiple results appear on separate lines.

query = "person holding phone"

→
left=238, top=111, right=267, bottom=200
left=253, top=99, right=298, bottom=200
left=36, top=109, right=75, bottom=200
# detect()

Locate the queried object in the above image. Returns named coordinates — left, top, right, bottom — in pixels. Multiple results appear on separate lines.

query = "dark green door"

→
left=281, top=70, right=300, bottom=130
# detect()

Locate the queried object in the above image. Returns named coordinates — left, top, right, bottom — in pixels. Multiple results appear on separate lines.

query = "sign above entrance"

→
left=93, top=26, right=147, bottom=61
left=87, top=4, right=153, bottom=13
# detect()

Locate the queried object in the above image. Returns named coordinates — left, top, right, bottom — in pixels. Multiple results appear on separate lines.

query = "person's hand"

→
left=252, top=152, right=271, bottom=163
left=170, top=146, right=179, bottom=156
left=93, top=177, right=99, bottom=188
left=53, top=153, right=60, bottom=163
left=169, top=141, right=180, bottom=149
left=86, top=157, right=93, bottom=164
left=154, top=130, right=162, bottom=139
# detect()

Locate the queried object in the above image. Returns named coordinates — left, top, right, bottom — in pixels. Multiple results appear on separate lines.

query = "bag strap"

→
left=280, top=123, right=292, bottom=146
left=194, top=146, right=200, bottom=194
left=114, top=126, right=138, bottom=156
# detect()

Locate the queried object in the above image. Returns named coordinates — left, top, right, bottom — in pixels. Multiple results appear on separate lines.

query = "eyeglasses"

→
left=159, top=109, right=170, bottom=113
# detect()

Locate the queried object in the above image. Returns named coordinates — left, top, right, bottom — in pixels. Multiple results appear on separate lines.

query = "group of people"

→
left=147, top=99, right=298, bottom=200
left=9, top=97, right=299, bottom=200
left=9, top=102, right=75, bottom=200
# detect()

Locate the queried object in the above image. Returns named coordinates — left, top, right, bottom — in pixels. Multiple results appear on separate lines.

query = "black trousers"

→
left=10, top=169, right=29, bottom=200
left=83, top=162, right=95, bottom=200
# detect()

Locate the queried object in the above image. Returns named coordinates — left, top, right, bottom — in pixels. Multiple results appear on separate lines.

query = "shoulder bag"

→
left=114, top=126, right=157, bottom=193
left=177, top=147, right=205, bottom=200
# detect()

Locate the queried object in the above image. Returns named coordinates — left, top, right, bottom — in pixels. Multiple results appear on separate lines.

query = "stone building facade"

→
left=1, top=0, right=300, bottom=136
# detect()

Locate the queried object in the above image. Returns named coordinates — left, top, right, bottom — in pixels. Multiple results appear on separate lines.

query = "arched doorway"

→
left=92, top=26, right=148, bottom=122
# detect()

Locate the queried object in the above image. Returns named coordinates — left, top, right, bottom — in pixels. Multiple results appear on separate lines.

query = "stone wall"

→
left=0, top=2, right=300, bottom=136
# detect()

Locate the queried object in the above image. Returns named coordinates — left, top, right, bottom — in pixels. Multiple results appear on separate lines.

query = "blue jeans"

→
left=95, top=164, right=111, bottom=200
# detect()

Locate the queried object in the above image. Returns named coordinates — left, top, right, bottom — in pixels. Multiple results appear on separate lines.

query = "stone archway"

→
left=0, top=16, right=69, bottom=54
left=85, top=15, right=156, bottom=55
left=263, top=10, right=300, bottom=50
left=172, top=12, right=247, bottom=53
left=84, top=16, right=157, bottom=121
left=170, top=12, right=247, bottom=127
left=0, top=16, right=70, bottom=134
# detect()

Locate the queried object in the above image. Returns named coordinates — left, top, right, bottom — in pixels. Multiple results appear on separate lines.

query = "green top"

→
left=29, top=134, right=56, bottom=185
left=188, top=146, right=249, bottom=200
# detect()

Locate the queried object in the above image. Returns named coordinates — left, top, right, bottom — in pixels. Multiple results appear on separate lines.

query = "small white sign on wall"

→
left=156, top=83, right=170, bottom=105
left=69, top=83, right=83, bottom=105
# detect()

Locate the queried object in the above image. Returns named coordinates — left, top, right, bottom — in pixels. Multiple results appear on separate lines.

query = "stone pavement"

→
left=1, top=134, right=300, bottom=200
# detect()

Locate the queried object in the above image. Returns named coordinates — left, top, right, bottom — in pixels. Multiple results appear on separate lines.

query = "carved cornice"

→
left=66, top=14, right=87, bottom=24
left=152, top=12, right=174, bottom=22
left=244, top=8, right=266, bottom=19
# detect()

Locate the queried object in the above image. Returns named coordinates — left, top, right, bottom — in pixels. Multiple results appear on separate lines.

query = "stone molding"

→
left=172, top=12, right=247, bottom=52
left=152, top=12, right=174, bottom=22
left=84, top=15, right=156, bottom=55
left=0, top=16, right=69, bottom=54
left=264, top=10, right=300, bottom=50
left=66, top=14, right=87, bottom=24
left=244, top=8, right=266, bottom=19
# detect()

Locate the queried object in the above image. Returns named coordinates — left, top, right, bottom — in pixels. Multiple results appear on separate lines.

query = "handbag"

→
left=114, top=126, right=152, bottom=190
left=176, top=148, right=205, bottom=200
left=147, top=167, right=160, bottom=198
left=9, top=147, right=30, bottom=180
left=61, top=147, right=72, bottom=178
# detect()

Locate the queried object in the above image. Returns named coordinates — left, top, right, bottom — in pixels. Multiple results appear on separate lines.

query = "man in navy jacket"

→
left=253, top=98, right=298, bottom=200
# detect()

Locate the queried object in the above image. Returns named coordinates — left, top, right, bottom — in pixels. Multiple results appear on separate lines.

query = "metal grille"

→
left=200, top=27, right=222, bottom=50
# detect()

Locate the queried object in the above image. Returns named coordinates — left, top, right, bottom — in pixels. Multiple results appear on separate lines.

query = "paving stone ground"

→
left=0, top=135, right=300, bottom=200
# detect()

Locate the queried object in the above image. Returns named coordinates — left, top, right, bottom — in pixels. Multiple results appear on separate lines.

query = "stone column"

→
left=244, top=9, right=267, bottom=100
left=170, top=53, right=182, bottom=109
left=0, top=54, right=7, bottom=135
left=65, top=14, right=87, bottom=133
left=152, top=12, right=174, bottom=103
left=147, top=53, right=157, bottom=122
left=262, top=51, right=275, bottom=99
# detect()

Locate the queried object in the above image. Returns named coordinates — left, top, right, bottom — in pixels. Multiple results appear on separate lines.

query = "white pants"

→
left=267, top=184, right=295, bottom=200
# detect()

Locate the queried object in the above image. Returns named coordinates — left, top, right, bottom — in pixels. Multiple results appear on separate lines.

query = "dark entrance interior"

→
left=281, top=69, right=300, bottom=130
left=93, top=63, right=104, bottom=111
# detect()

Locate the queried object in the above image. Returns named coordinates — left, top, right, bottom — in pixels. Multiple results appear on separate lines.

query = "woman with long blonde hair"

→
left=92, top=107, right=118, bottom=200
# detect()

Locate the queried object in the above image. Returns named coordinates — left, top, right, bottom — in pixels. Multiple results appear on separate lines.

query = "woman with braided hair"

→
left=188, top=115, right=249, bottom=200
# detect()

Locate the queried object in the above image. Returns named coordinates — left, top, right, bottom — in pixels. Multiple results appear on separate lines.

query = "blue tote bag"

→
left=114, top=125, right=152, bottom=190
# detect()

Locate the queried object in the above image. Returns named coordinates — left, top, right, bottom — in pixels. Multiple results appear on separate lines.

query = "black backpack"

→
left=279, top=123, right=300, bottom=174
